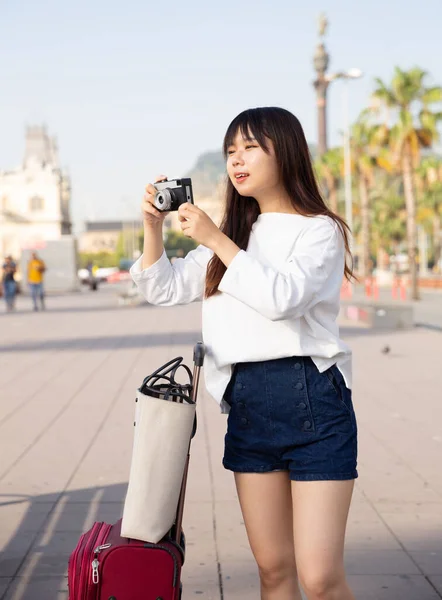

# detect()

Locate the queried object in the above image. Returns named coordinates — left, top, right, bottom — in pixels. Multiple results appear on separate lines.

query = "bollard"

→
left=400, top=278, right=407, bottom=301
left=341, top=279, right=353, bottom=299
left=392, top=277, right=399, bottom=300
left=364, top=277, right=372, bottom=297
left=373, top=278, right=379, bottom=300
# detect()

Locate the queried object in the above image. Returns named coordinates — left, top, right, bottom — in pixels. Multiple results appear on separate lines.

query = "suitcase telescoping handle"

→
left=174, top=341, right=205, bottom=543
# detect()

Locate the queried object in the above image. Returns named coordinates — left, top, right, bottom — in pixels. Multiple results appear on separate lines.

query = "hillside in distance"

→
left=185, top=150, right=226, bottom=198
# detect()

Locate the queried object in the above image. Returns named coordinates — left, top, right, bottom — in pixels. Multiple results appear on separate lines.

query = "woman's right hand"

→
left=142, top=174, right=169, bottom=227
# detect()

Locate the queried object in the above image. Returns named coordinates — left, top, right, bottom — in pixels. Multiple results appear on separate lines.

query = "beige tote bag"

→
left=121, top=356, right=196, bottom=544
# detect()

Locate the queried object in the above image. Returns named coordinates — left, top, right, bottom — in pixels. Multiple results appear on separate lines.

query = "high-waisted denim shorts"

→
left=222, top=356, right=358, bottom=481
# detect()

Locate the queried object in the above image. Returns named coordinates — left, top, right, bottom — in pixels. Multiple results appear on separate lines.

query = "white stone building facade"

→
left=0, top=126, right=72, bottom=261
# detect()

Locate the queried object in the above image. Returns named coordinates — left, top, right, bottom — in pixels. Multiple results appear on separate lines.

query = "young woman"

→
left=131, top=107, right=358, bottom=600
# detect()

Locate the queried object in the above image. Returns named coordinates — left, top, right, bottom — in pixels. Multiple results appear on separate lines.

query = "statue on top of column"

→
left=318, top=13, right=328, bottom=38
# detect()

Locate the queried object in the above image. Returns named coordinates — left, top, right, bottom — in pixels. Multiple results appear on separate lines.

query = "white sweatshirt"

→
left=131, top=213, right=352, bottom=413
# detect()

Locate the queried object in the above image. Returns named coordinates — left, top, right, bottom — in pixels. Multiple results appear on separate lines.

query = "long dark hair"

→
left=205, top=106, right=354, bottom=299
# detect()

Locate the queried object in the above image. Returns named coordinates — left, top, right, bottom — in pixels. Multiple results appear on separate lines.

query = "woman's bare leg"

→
left=234, top=471, right=302, bottom=600
left=292, top=479, right=356, bottom=600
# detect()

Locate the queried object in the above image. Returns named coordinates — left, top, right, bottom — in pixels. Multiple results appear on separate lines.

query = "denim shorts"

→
left=222, top=356, right=358, bottom=481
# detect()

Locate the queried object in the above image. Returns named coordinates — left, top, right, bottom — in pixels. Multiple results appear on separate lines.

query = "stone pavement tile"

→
left=181, top=494, right=220, bottom=600
left=0, top=502, right=53, bottom=544
left=356, top=429, right=440, bottom=504
left=0, top=345, right=142, bottom=498
left=345, top=496, right=402, bottom=551
left=49, top=499, right=124, bottom=533
left=345, top=519, right=401, bottom=551
left=16, top=530, right=81, bottom=577
left=0, top=531, right=36, bottom=577
left=409, top=552, right=442, bottom=576
left=2, top=575, right=68, bottom=600
left=182, top=500, right=217, bottom=557
left=185, top=407, right=215, bottom=505
left=212, top=500, right=261, bottom=597
left=347, top=574, right=441, bottom=599
left=373, top=501, right=442, bottom=553
left=212, top=465, right=238, bottom=504
left=429, top=576, right=442, bottom=595
left=181, top=579, right=219, bottom=600
left=344, top=549, right=421, bottom=575
left=220, top=559, right=260, bottom=600
left=0, top=353, right=63, bottom=423
left=0, top=345, right=115, bottom=472
left=0, top=579, right=12, bottom=597
left=358, top=415, right=442, bottom=497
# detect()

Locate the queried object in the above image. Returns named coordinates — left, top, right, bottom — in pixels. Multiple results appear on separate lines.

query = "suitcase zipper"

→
left=90, top=524, right=112, bottom=585
left=91, top=542, right=112, bottom=584
left=77, top=522, right=107, bottom=600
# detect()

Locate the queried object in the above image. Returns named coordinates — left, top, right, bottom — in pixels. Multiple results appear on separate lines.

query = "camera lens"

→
left=154, top=188, right=173, bottom=211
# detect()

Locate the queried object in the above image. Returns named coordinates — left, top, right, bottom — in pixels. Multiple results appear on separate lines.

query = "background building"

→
left=79, top=220, right=142, bottom=256
left=0, top=126, right=72, bottom=260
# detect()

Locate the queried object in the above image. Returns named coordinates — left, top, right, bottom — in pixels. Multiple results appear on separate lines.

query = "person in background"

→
left=2, top=256, right=17, bottom=312
left=27, top=252, right=46, bottom=311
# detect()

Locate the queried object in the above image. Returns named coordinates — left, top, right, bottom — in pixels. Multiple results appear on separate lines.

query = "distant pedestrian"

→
left=2, top=256, right=17, bottom=312
left=27, top=252, right=46, bottom=311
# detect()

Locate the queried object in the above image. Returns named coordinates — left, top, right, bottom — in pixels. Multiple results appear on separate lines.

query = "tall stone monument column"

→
left=313, top=14, right=330, bottom=156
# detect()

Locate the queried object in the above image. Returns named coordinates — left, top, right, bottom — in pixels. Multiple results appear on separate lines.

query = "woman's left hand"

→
left=178, top=203, right=221, bottom=249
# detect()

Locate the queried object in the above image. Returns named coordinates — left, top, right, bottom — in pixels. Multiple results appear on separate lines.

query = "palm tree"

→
left=314, top=147, right=343, bottom=214
left=371, top=183, right=407, bottom=272
left=372, top=67, right=442, bottom=299
left=416, top=156, right=442, bottom=272
left=351, top=115, right=393, bottom=278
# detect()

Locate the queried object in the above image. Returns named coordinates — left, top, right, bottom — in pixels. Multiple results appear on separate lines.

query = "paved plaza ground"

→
left=0, top=284, right=441, bottom=599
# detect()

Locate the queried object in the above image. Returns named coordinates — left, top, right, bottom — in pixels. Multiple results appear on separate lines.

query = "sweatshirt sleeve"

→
left=218, top=220, right=344, bottom=321
left=130, top=245, right=212, bottom=306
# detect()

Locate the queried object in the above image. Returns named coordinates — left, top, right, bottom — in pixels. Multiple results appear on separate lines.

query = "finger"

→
left=143, top=200, right=163, bottom=219
left=178, top=213, right=188, bottom=222
left=181, top=227, right=192, bottom=238
left=145, top=184, right=156, bottom=196
left=180, top=202, right=197, bottom=212
left=154, top=174, right=168, bottom=183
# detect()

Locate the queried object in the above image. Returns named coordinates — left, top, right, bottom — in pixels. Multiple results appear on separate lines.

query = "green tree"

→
left=371, top=184, right=407, bottom=271
left=78, top=252, right=119, bottom=269
left=372, top=67, right=442, bottom=299
left=416, top=156, right=442, bottom=271
left=352, top=116, right=393, bottom=277
left=314, top=147, right=343, bottom=214
left=164, top=230, right=198, bottom=257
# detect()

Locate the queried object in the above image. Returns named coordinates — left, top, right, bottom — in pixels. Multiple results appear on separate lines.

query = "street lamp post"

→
left=313, top=40, right=331, bottom=156
left=311, top=16, right=363, bottom=255
left=325, top=69, right=363, bottom=253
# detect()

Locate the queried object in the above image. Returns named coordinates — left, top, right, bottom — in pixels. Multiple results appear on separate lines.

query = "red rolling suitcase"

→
left=67, top=342, right=205, bottom=600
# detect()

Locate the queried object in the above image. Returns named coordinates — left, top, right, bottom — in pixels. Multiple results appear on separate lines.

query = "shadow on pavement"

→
left=0, top=331, right=202, bottom=353
left=0, top=322, right=419, bottom=354
left=0, top=484, right=223, bottom=600
left=0, top=302, right=153, bottom=317
left=0, top=484, right=128, bottom=599
left=1, top=483, right=442, bottom=600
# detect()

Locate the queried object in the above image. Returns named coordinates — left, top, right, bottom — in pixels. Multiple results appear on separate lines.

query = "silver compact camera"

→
left=153, top=178, right=194, bottom=212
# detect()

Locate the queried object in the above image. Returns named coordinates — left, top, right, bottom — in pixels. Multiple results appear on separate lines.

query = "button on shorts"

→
left=222, top=356, right=358, bottom=481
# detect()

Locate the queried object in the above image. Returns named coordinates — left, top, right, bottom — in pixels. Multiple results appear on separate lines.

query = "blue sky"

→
left=1, top=0, right=441, bottom=232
